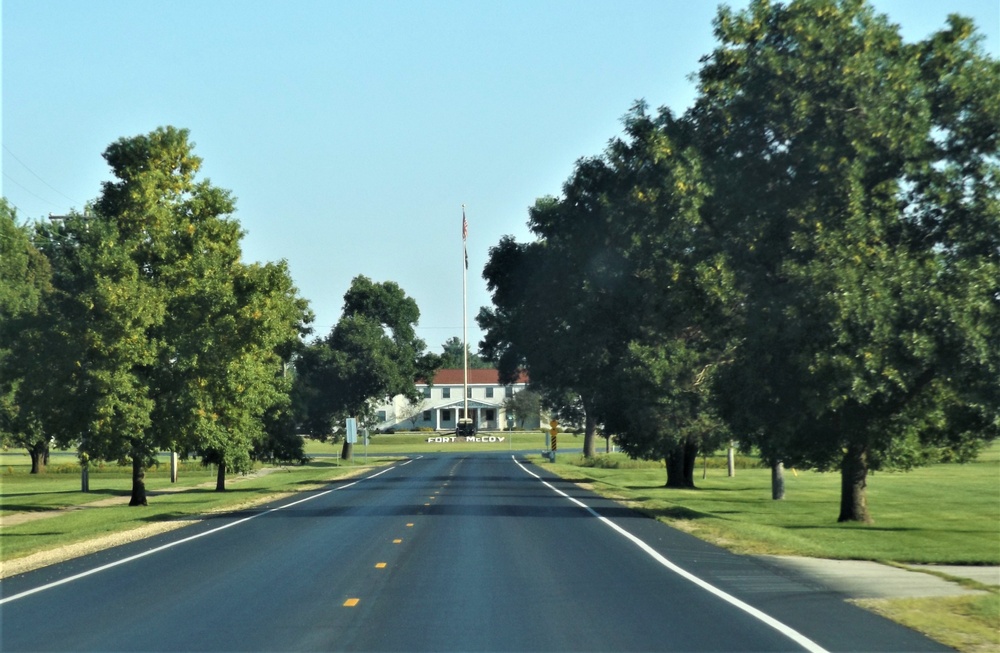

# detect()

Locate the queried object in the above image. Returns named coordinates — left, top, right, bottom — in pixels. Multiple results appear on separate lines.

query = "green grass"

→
left=853, top=595, right=1000, bottom=653
left=536, top=445, right=1000, bottom=564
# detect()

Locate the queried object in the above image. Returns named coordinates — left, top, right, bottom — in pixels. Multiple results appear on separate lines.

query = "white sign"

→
left=426, top=436, right=506, bottom=443
left=345, top=418, right=358, bottom=444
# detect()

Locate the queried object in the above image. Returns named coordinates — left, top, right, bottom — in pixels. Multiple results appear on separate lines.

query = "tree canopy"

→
left=0, top=199, right=54, bottom=473
left=5, top=127, right=311, bottom=501
left=479, top=0, right=999, bottom=521
left=294, top=276, right=440, bottom=457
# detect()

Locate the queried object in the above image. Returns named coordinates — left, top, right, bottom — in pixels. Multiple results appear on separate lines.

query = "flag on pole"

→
left=462, top=208, right=468, bottom=269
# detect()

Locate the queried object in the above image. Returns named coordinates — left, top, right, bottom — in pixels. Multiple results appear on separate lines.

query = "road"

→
left=0, top=454, right=947, bottom=652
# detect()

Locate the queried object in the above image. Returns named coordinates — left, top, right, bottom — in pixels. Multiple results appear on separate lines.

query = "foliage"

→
left=503, top=388, right=541, bottom=428
left=480, top=0, right=998, bottom=521
left=294, top=276, right=440, bottom=440
left=0, top=199, right=53, bottom=472
left=695, top=0, right=1000, bottom=521
left=6, top=127, right=311, bottom=501
left=439, top=336, right=490, bottom=369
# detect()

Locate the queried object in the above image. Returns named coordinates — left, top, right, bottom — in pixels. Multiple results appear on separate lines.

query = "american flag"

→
left=462, top=208, right=468, bottom=268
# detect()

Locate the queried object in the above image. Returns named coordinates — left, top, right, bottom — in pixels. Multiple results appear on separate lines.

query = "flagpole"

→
left=462, top=205, right=469, bottom=427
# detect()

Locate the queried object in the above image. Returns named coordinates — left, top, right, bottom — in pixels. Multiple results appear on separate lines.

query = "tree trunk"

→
left=341, top=440, right=354, bottom=461
left=838, top=443, right=872, bottom=523
left=129, top=456, right=148, bottom=506
left=682, top=438, right=698, bottom=487
left=215, top=460, right=227, bottom=492
left=665, top=442, right=696, bottom=488
left=582, top=412, right=596, bottom=459
left=771, top=462, right=785, bottom=500
left=28, top=441, right=49, bottom=474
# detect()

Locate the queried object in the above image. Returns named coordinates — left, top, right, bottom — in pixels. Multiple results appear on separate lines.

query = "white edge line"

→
left=0, top=464, right=400, bottom=605
left=512, top=455, right=829, bottom=653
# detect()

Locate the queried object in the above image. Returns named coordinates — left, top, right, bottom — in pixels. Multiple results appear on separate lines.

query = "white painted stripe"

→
left=0, top=464, right=400, bottom=605
left=512, top=456, right=829, bottom=653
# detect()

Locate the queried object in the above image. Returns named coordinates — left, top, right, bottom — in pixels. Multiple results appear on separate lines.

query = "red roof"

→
left=428, top=368, right=529, bottom=385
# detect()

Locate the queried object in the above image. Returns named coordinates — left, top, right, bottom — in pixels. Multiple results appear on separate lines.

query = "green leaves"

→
left=480, top=0, right=998, bottom=517
left=7, top=128, right=311, bottom=495
left=294, top=276, right=438, bottom=437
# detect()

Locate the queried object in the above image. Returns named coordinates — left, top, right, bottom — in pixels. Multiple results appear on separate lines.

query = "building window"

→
left=485, top=409, right=495, bottom=421
left=467, top=387, right=473, bottom=398
left=442, top=409, right=452, bottom=421
left=505, top=385, right=514, bottom=398
left=423, top=410, right=432, bottom=421
left=423, top=386, right=431, bottom=398
left=443, top=387, right=451, bottom=399
left=377, top=411, right=387, bottom=422
left=486, top=387, right=494, bottom=398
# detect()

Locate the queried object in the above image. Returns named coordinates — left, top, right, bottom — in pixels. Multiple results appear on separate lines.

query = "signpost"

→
left=549, top=419, right=559, bottom=462
left=345, top=418, right=358, bottom=464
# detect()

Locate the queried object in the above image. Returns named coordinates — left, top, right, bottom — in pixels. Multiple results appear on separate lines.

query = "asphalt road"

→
left=0, top=454, right=948, bottom=652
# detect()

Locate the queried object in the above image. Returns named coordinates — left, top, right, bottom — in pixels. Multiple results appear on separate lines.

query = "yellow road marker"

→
left=375, top=562, right=387, bottom=569
left=406, top=523, right=414, bottom=527
left=393, top=539, right=403, bottom=544
left=343, top=598, right=360, bottom=607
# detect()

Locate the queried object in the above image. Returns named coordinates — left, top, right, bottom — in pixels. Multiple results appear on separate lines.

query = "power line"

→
left=2, top=171, right=68, bottom=212
left=2, top=144, right=84, bottom=206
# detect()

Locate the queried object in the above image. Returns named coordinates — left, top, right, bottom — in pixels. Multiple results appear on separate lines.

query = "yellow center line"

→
left=393, top=539, right=403, bottom=544
left=375, top=562, right=387, bottom=569
left=343, top=598, right=360, bottom=607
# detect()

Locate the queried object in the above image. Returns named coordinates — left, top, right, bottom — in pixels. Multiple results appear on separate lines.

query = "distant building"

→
left=373, top=369, right=538, bottom=432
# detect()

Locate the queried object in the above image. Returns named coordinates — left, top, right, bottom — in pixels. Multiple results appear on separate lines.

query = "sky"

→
left=4, top=0, right=998, bottom=354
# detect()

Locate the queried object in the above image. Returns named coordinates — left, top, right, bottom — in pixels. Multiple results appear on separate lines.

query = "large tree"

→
left=0, top=199, right=54, bottom=473
left=295, top=276, right=439, bottom=459
left=480, top=105, right=733, bottom=475
left=12, top=127, right=311, bottom=503
left=695, top=0, right=999, bottom=521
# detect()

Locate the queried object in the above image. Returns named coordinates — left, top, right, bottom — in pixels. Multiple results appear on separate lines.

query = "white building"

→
left=373, top=369, right=537, bottom=432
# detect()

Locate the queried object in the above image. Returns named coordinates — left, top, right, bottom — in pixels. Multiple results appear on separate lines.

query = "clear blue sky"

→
left=4, top=0, right=998, bottom=353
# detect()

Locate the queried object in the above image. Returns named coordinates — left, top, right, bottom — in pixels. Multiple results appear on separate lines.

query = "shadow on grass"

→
left=642, top=505, right=711, bottom=521
left=1, top=488, right=126, bottom=500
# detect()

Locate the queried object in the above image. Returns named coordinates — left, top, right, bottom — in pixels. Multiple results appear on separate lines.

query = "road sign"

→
left=549, top=419, right=558, bottom=451
left=345, top=418, right=358, bottom=444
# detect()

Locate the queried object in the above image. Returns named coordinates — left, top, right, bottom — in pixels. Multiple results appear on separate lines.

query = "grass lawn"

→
left=534, top=445, right=1000, bottom=563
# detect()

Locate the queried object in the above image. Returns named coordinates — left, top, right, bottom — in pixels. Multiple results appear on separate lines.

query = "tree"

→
left=695, top=0, right=999, bottom=521
left=439, top=336, right=489, bottom=369
left=0, top=199, right=53, bottom=473
left=12, top=127, right=311, bottom=502
left=503, top=389, right=541, bottom=429
left=295, top=276, right=440, bottom=459
left=481, top=103, right=734, bottom=476
left=479, top=229, right=608, bottom=458
left=169, top=260, right=311, bottom=491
